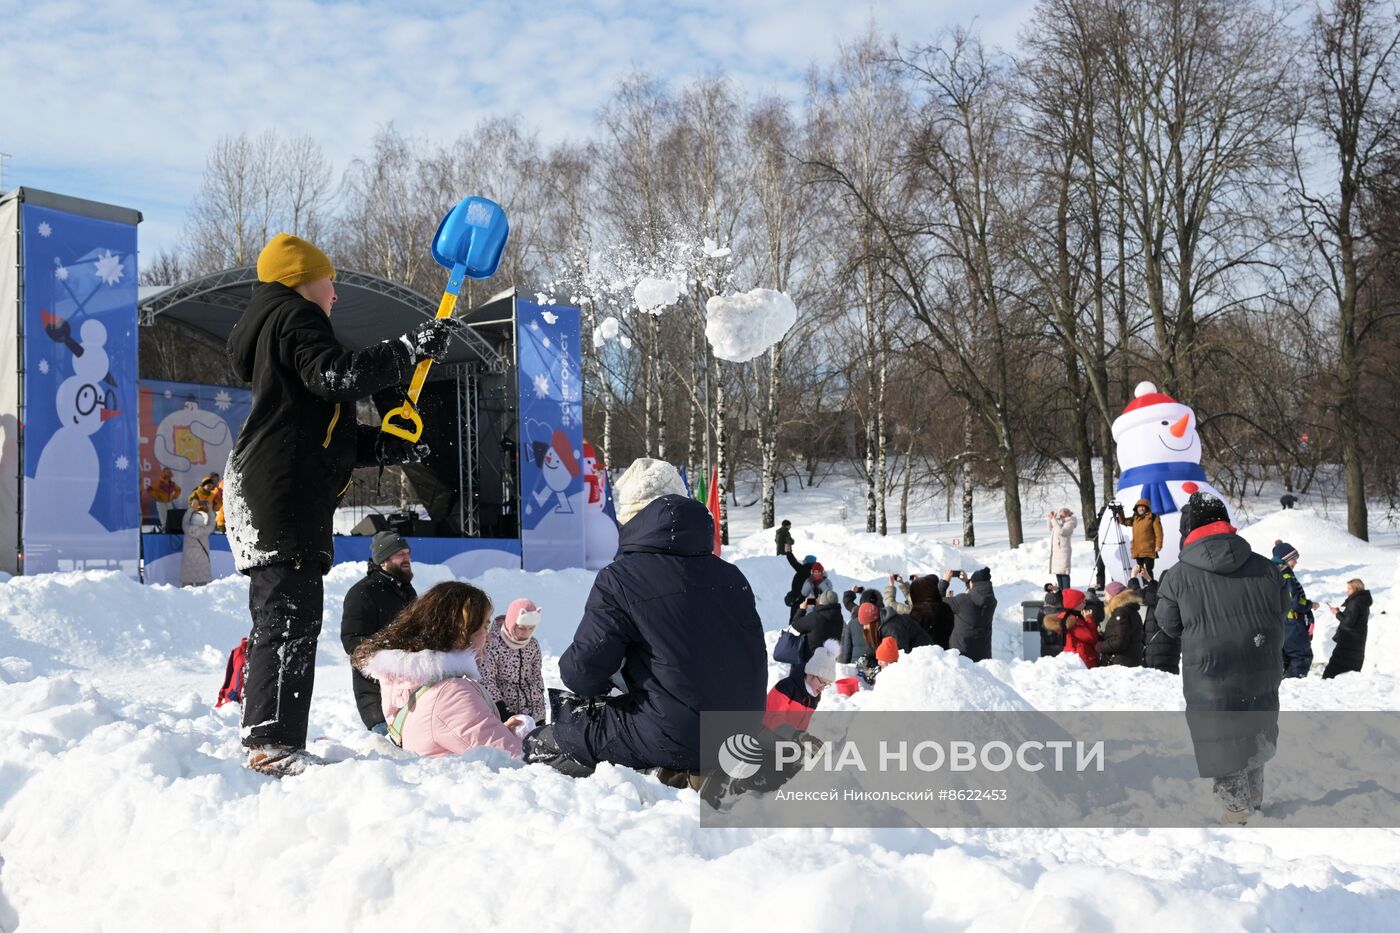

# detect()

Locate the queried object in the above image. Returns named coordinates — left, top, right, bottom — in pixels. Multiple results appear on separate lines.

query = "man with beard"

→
left=340, top=531, right=418, bottom=734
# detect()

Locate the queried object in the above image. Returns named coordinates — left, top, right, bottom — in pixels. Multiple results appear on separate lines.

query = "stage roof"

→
left=138, top=268, right=511, bottom=373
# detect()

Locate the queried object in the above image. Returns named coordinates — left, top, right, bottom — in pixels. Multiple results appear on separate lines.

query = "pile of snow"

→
left=633, top=277, right=685, bottom=314
left=1, top=501, right=1398, bottom=929
left=703, top=288, right=796, bottom=363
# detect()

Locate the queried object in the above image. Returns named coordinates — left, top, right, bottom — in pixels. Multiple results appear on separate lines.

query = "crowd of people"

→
left=219, top=232, right=1375, bottom=822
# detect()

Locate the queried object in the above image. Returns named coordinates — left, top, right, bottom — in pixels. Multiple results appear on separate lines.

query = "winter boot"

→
left=1219, top=807, right=1251, bottom=827
left=245, top=745, right=324, bottom=778
left=1247, top=766, right=1264, bottom=812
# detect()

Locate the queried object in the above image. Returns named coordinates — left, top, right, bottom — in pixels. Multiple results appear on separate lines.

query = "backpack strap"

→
left=385, top=677, right=457, bottom=748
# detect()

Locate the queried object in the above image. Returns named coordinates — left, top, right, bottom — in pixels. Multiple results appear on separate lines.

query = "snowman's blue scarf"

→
left=1118, top=462, right=1207, bottom=516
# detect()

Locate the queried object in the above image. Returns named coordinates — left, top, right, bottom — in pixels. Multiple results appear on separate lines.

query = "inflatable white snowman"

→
left=26, top=320, right=126, bottom=558
left=581, top=442, right=619, bottom=570
left=1097, top=381, right=1234, bottom=584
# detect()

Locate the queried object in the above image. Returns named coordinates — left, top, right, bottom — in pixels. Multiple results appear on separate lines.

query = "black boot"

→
left=522, top=724, right=596, bottom=778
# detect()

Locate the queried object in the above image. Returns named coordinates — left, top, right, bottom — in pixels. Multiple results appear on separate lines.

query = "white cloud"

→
left=2, top=0, right=1034, bottom=255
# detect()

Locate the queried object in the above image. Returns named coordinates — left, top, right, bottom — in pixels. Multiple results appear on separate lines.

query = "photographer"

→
left=940, top=567, right=997, bottom=663
left=1115, top=499, right=1164, bottom=582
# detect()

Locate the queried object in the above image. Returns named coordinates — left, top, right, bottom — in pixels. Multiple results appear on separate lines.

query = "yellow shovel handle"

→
left=380, top=290, right=458, bottom=440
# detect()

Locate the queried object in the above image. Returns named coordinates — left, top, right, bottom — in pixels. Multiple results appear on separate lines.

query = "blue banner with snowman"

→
left=516, top=299, right=585, bottom=571
left=21, top=204, right=141, bottom=575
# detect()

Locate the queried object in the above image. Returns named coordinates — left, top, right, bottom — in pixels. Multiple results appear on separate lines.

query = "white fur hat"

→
left=805, top=640, right=839, bottom=682
left=612, top=457, right=688, bottom=525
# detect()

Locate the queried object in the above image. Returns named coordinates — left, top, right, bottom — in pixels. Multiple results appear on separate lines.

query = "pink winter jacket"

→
left=362, top=648, right=523, bottom=758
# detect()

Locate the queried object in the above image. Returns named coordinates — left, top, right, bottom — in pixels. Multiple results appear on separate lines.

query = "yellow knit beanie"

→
left=256, top=233, right=335, bottom=288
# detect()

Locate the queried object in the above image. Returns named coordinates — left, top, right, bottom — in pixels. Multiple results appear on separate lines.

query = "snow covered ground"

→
left=1, top=472, right=1398, bottom=931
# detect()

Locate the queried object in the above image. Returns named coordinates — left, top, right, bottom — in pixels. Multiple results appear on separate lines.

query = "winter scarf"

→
left=1119, top=462, right=1207, bottom=517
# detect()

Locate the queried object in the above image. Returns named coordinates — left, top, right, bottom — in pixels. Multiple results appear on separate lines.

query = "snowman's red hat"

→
left=1113, top=381, right=1190, bottom=442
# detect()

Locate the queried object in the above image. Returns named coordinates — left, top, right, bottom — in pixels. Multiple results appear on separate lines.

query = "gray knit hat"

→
left=371, top=530, right=410, bottom=565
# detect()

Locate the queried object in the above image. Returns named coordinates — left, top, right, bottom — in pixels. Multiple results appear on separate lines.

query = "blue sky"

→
left=2, top=0, right=1035, bottom=258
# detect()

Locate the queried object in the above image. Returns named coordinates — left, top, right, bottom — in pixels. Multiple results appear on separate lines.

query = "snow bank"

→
left=633, top=277, right=685, bottom=314
left=0, top=501, right=1398, bottom=930
left=703, top=288, right=796, bottom=363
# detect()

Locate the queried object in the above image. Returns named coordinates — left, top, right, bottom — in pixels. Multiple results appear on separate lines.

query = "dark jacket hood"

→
left=619, top=494, right=714, bottom=556
left=909, top=576, right=943, bottom=604
left=228, top=282, right=308, bottom=380
left=1179, top=531, right=1255, bottom=575
left=1348, top=590, right=1374, bottom=610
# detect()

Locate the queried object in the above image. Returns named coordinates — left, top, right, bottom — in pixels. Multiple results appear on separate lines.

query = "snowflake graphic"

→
left=533, top=373, right=551, bottom=399
left=163, top=390, right=172, bottom=399
left=55, top=264, right=69, bottom=281
left=38, top=358, right=49, bottom=375
left=94, top=250, right=124, bottom=286
left=37, top=222, right=52, bottom=238
left=530, top=321, right=539, bottom=332
left=542, top=336, right=552, bottom=349
left=214, top=389, right=232, bottom=411
left=115, top=455, right=130, bottom=471
left=542, top=311, right=559, bottom=325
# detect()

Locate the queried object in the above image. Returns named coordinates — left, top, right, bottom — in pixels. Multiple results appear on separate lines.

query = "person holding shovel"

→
left=226, top=233, right=461, bottom=777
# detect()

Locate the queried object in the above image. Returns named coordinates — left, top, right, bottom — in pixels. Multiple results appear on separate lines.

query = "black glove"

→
left=402, top=317, right=464, bottom=364
left=374, top=434, right=429, bottom=465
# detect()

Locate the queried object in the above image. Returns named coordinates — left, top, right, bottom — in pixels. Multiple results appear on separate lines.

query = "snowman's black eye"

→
left=1161, top=420, right=1168, bottom=425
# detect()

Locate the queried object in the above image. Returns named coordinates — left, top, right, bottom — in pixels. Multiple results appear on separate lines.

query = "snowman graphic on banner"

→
left=26, top=318, right=127, bottom=552
left=1097, top=381, right=1234, bottom=584
left=581, top=441, right=620, bottom=569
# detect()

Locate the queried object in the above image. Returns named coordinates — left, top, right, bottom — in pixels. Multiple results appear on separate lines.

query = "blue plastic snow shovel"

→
left=381, top=196, right=510, bottom=442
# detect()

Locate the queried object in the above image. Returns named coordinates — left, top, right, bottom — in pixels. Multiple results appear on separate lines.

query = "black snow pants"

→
left=241, top=560, right=324, bottom=749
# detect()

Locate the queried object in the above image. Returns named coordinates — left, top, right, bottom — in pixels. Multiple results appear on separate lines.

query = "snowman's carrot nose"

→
left=1170, top=413, right=1190, bottom=438
left=100, top=409, right=123, bottom=422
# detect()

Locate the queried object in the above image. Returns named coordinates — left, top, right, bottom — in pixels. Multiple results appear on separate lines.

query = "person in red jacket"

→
left=1047, top=588, right=1100, bottom=668
left=764, top=640, right=838, bottom=733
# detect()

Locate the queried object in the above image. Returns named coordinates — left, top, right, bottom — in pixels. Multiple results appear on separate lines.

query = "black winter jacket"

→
left=941, top=576, right=997, bottom=662
left=792, top=603, right=846, bottom=655
left=1099, top=592, right=1145, bottom=667
left=1140, top=581, right=1180, bottom=673
left=225, top=283, right=413, bottom=573
left=554, top=495, right=766, bottom=771
left=339, top=564, right=417, bottom=729
left=879, top=613, right=934, bottom=654
left=1324, top=589, right=1372, bottom=678
left=1156, top=529, right=1287, bottom=777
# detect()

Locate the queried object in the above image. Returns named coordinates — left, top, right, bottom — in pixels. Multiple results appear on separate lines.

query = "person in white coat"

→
left=181, top=497, right=214, bottom=587
left=1048, top=508, right=1077, bottom=591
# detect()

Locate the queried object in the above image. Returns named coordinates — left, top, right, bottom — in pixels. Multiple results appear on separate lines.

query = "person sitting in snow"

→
left=764, top=637, right=839, bottom=733
left=1154, top=491, right=1286, bottom=825
left=1116, top=498, right=1164, bottom=581
left=1322, top=579, right=1372, bottom=680
left=353, top=581, right=528, bottom=758
left=480, top=598, right=547, bottom=724
left=522, top=458, right=766, bottom=789
left=1273, top=540, right=1314, bottom=678
left=340, top=531, right=417, bottom=735
left=1045, top=589, right=1099, bottom=668
left=1099, top=581, right=1144, bottom=667
left=873, top=636, right=901, bottom=678
left=225, top=232, right=461, bottom=777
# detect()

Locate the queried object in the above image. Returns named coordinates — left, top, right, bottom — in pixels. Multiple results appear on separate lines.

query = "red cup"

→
left=835, top=677, right=859, bottom=697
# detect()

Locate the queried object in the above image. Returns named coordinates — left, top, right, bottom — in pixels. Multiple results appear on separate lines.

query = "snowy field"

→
left=1, top=474, right=1398, bottom=931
